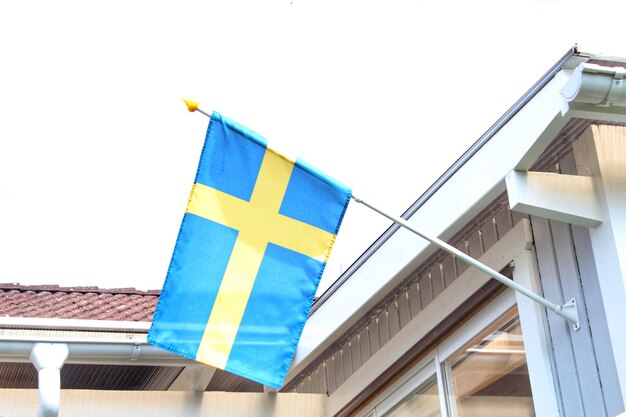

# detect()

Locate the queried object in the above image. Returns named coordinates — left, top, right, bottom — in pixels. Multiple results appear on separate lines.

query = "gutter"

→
left=0, top=316, right=193, bottom=366
left=0, top=339, right=195, bottom=365
left=0, top=318, right=194, bottom=417
left=561, top=62, right=626, bottom=107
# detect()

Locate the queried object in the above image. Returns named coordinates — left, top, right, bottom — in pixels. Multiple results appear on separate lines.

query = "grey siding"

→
left=530, top=151, right=624, bottom=417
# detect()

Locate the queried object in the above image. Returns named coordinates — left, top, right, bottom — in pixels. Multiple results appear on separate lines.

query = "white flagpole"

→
left=182, top=99, right=580, bottom=330
left=352, top=195, right=579, bottom=330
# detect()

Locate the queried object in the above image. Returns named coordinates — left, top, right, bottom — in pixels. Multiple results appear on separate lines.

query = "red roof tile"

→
left=0, top=284, right=160, bottom=322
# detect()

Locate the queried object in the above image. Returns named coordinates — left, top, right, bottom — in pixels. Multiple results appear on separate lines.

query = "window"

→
left=384, top=376, right=441, bottom=417
left=445, top=309, right=534, bottom=417
left=358, top=292, right=539, bottom=417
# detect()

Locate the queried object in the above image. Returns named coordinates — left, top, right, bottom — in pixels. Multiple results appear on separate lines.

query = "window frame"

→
left=357, top=289, right=518, bottom=417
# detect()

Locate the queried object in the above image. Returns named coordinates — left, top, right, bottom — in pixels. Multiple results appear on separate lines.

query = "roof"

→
left=0, top=284, right=159, bottom=321
left=0, top=283, right=267, bottom=393
left=3, top=48, right=626, bottom=402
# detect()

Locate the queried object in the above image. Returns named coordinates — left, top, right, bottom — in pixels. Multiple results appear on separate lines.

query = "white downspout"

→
left=30, top=343, right=69, bottom=417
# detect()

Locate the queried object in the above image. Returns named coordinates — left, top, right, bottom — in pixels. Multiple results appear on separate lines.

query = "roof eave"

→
left=287, top=48, right=626, bottom=385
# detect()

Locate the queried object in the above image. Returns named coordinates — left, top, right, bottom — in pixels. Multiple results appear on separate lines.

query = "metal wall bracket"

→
left=559, top=298, right=580, bottom=331
left=130, top=344, right=141, bottom=361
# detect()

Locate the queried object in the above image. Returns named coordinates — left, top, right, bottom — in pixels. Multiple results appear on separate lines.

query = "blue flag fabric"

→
left=148, top=112, right=351, bottom=388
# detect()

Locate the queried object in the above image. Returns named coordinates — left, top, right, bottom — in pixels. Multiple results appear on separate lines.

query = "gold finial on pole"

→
left=182, top=98, right=199, bottom=112
left=182, top=99, right=211, bottom=118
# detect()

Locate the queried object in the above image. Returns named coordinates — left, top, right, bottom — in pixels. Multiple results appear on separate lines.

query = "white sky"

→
left=1, top=0, right=625, bottom=293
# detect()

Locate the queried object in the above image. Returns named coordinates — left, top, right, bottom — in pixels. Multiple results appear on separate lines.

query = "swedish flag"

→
left=148, top=112, right=351, bottom=388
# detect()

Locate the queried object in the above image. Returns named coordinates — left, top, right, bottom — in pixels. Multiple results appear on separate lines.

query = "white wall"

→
left=0, top=390, right=325, bottom=417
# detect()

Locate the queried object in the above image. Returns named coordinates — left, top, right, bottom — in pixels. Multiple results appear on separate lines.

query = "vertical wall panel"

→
left=333, top=350, right=345, bottom=389
left=325, top=357, right=336, bottom=394
left=350, top=334, right=362, bottom=372
left=531, top=215, right=582, bottom=417
left=342, top=346, right=353, bottom=381
left=494, top=206, right=513, bottom=239
left=398, top=292, right=411, bottom=328
left=531, top=211, right=625, bottom=416
left=551, top=220, right=606, bottom=417
left=407, top=282, right=422, bottom=317
left=523, top=148, right=626, bottom=417
left=571, top=225, right=624, bottom=416
left=431, top=265, right=445, bottom=298
left=360, top=327, right=372, bottom=363
left=466, top=231, right=483, bottom=259
left=378, top=311, right=391, bottom=347
left=454, top=242, right=469, bottom=276
left=388, top=301, right=401, bottom=338
left=442, top=257, right=457, bottom=288
left=369, top=319, right=381, bottom=355
left=419, top=275, right=433, bottom=309
left=309, top=369, right=320, bottom=394
left=481, top=218, right=499, bottom=252
left=318, top=363, right=328, bottom=395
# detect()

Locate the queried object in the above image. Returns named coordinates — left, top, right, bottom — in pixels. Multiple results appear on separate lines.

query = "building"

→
left=1, top=46, right=626, bottom=416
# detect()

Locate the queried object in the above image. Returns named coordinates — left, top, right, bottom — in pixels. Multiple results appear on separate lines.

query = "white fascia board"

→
left=286, top=69, right=574, bottom=383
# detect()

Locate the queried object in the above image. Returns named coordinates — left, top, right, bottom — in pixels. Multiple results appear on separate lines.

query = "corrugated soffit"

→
left=206, top=369, right=264, bottom=392
left=0, top=363, right=182, bottom=391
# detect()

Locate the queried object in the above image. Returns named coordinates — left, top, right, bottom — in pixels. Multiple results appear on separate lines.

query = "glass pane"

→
left=385, top=376, right=441, bottom=417
left=447, top=310, right=535, bottom=417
